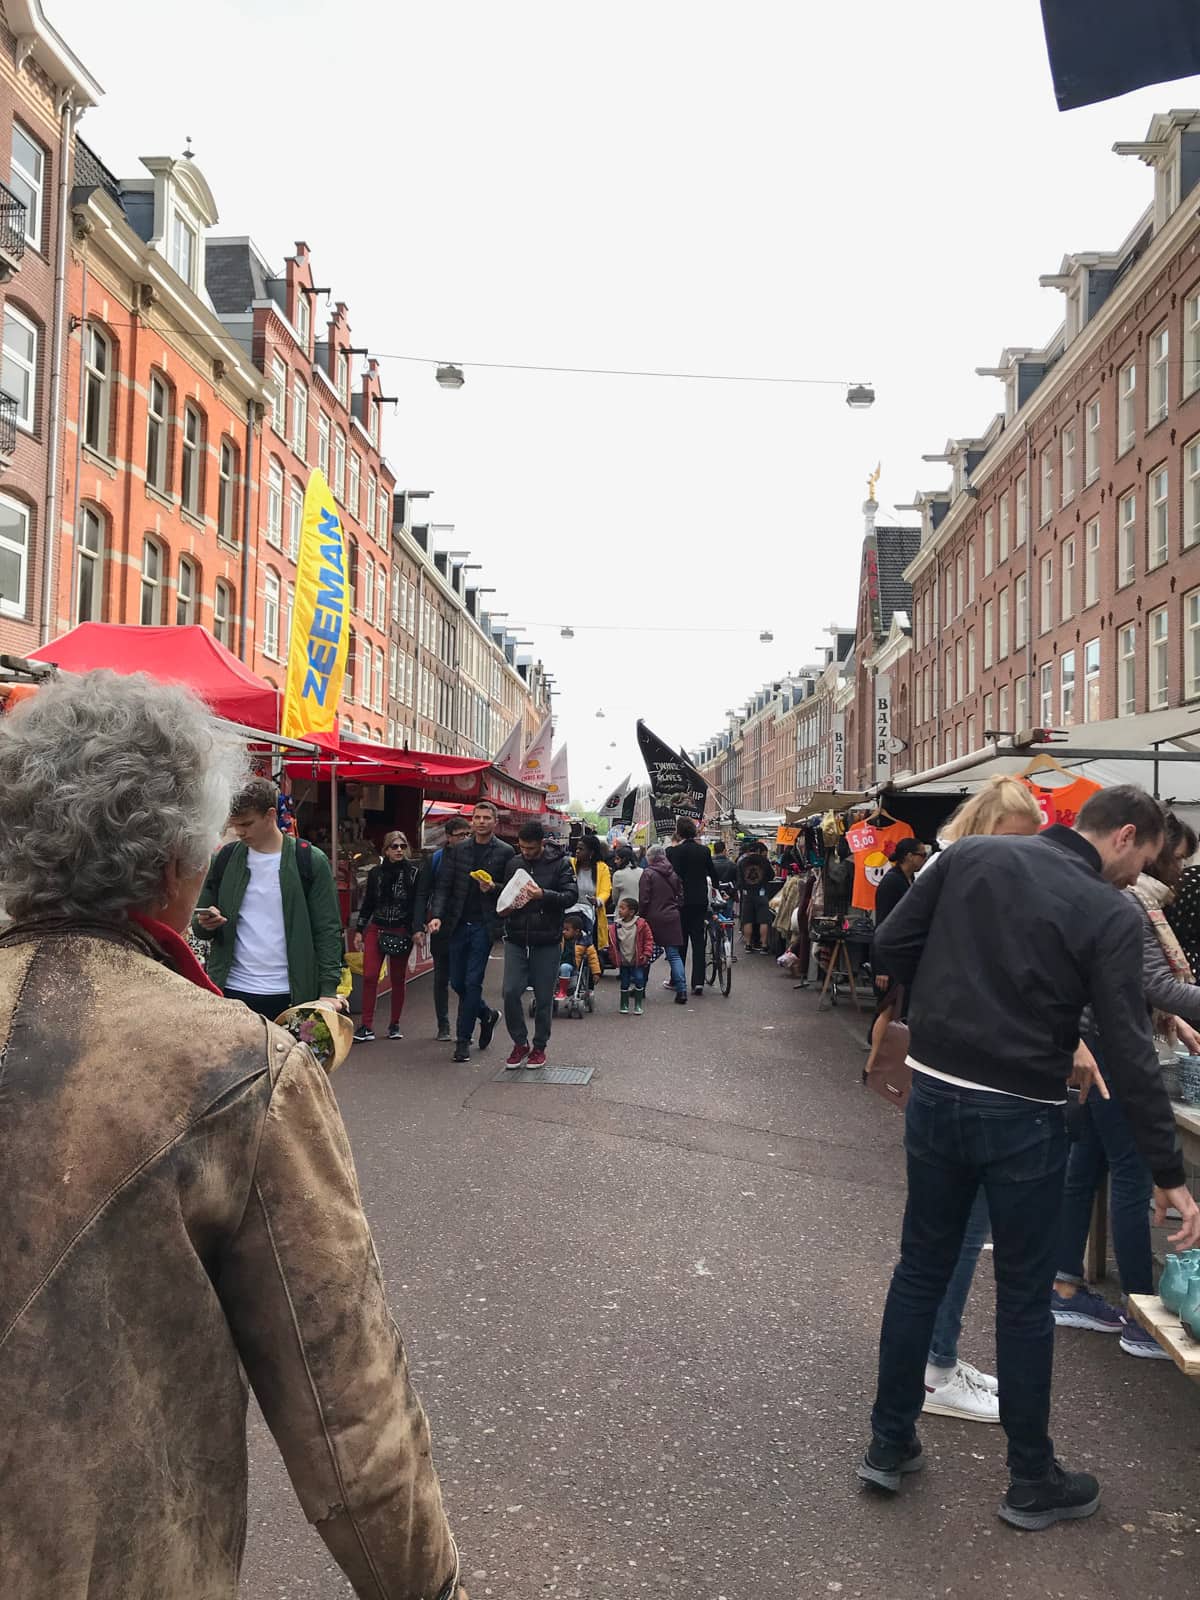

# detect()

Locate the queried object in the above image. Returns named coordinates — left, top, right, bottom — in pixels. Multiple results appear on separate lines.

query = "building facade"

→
left=907, top=110, right=1200, bottom=770
left=0, top=0, right=100, bottom=655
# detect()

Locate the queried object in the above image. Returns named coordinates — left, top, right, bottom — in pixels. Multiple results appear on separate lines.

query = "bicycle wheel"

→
left=705, top=923, right=719, bottom=986
left=719, top=933, right=733, bottom=997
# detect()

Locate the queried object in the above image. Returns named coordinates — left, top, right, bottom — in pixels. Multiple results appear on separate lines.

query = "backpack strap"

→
left=209, top=840, right=239, bottom=895
left=294, top=837, right=315, bottom=889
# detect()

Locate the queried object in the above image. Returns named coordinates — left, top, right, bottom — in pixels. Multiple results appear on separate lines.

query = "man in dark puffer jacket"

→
left=498, top=821, right=577, bottom=1069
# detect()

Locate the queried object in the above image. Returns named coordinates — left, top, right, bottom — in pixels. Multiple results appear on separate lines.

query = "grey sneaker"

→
left=436, top=1024, right=452, bottom=1042
left=1050, top=1285, right=1123, bottom=1332
left=856, top=1435, right=924, bottom=1493
left=999, top=1461, right=1100, bottom=1531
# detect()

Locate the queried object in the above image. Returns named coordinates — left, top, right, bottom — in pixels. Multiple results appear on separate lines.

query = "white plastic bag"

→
left=497, top=867, right=535, bottom=913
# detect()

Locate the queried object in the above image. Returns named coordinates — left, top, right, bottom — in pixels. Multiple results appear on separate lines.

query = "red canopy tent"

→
left=28, top=623, right=279, bottom=732
left=284, top=738, right=490, bottom=795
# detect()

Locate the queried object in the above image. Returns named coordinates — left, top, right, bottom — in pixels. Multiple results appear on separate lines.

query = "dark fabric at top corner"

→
left=1041, top=0, right=1200, bottom=111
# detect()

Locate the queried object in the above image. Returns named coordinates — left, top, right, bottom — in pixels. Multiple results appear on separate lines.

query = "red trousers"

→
left=361, top=923, right=410, bottom=1029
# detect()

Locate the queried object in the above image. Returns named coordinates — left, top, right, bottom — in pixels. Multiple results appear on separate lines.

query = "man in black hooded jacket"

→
left=498, top=822, right=577, bottom=1069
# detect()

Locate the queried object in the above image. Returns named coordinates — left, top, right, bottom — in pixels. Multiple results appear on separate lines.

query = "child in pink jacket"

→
left=607, top=896, right=655, bottom=1014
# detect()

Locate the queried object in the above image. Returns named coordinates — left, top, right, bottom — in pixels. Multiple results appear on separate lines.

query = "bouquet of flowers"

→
left=274, top=1000, right=354, bottom=1073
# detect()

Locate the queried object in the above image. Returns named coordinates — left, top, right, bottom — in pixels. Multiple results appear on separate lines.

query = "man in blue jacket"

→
left=426, top=801, right=514, bottom=1062
left=427, top=815, right=470, bottom=1040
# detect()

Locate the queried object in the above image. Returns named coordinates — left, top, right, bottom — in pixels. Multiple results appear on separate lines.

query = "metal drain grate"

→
left=491, top=1064, right=594, bottom=1086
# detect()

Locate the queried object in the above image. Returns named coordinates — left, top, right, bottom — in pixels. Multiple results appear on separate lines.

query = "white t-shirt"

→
left=225, top=846, right=291, bottom=995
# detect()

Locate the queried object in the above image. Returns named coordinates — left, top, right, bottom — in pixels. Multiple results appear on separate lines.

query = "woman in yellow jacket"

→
left=571, top=834, right=611, bottom=952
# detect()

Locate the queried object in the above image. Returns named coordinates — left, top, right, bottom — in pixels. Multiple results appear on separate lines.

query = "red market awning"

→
left=285, top=739, right=490, bottom=796
left=28, top=623, right=279, bottom=731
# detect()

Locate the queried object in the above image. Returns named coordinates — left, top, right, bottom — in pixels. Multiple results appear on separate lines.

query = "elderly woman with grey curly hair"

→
left=0, top=670, right=465, bottom=1600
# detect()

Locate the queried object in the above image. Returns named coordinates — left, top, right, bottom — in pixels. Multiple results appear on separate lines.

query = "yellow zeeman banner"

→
left=281, top=469, right=349, bottom=745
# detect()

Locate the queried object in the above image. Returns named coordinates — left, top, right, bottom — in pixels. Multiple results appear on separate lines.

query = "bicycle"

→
left=705, top=895, right=735, bottom=997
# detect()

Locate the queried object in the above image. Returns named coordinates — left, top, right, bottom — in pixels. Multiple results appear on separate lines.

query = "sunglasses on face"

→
left=386, top=841, right=407, bottom=850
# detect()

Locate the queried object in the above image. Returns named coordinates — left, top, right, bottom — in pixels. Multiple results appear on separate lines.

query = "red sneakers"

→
left=527, top=1047, right=547, bottom=1068
left=505, top=1044, right=530, bottom=1069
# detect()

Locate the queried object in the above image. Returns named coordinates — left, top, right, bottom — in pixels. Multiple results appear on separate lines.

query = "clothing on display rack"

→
left=846, top=816, right=916, bottom=913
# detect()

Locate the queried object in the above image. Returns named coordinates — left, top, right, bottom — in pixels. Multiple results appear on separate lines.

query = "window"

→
left=1187, top=439, right=1200, bottom=550
left=982, top=692, right=994, bottom=733
left=1040, top=662, right=1054, bottom=728
left=966, top=628, right=976, bottom=693
left=295, top=290, right=311, bottom=351
left=1149, top=606, right=1169, bottom=709
left=214, top=439, right=236, bottom=544
left=2, top=304, right=37, bottom=430
left=337, top=349, right=349, bottom=406
left=1187, top=591, right=1200, bottom=700
left=1061, top=535, right=1075, bottom=620
left=10, top=124, right=44, bottom=247
left=214, top=579, right=233, bottom=647
left=263, top=568, right=280, bottom=659
left=364, top=554, right=375, bottom=623
left=967, top=544, right=976, bottom=603
left=1061, top=424, right=1076, bottom=504
left=1078, top=517, right=1100, bottom=609
left=0, top=492, right=29, bottom=616
left=181, top=404, right=203, bottom=514
left=1118, top=361, right=1137, bottom=454
left=998, top=587, right=1010, bottom=660
left=75, top=504, right=103, bottom=622
left=945, top=652, right=954, bottom=708
left=366, top=470, right=377, bottom=534
left=999, top=683, right=1011, bottom=732
left=288, top=478, right=303, bottom=561
left=1186, top=292, right=1200, bottom=399
left=266, top=458, right=284, bottom=548
left=955, top=639, right=965, bottom=702
left=317, top=412, right=330, bottom=478
left=1084, top=398, right=1101, bottom=484
left=955, top=723, right=965, bottom=759
left=984, top=509, right=994, bottom=575
left=81, top=322, right=113, bottom=455
left=378, top=490, right=388, bottom=544
left=967, top=715, right=977, bottom=751
left=998, top=491, right=1010, bottom=562
left=369, top=398, right=379, bottom=445
left=333, top=428, right=346, bottom=502
left=345, top=632, right=356, bottom=703
left=983, top=601, right=994, bottom=668
left=1015, top=572, right=1028, bottom=647
left=1015, top=472, right=1028, bottom=545
left=176, top=555, right=197, bottom=625
left=271, top=358, right=287, bottom=436
left=1015, top=674, right=1028, bottom=733
left=349, top=451, right=361, bottom=520
left=943, top=569, right=952, bottom=623
left=348, top=539, right=359, bottom=613
left=1040, top=448, right=1053, bottom=524
left=171, top=212, right=196, bottom=288
left=373, top=645, right=384, bottom=713
left=376, top=567, right=386, bottom=625
left=1118, top=491, right=1136, bottom=586
left=140, top=537, right=163, bottom=625
left=388, top=642, right=398, bottom=699
left=944, top=729, right=954, bottom=763
left=391, top=567, right=401, bottom=625
left=1118, top=623, right=1137, bottom=716
left=146, top=373, right=169, bottom=491
left=1040, top=554, right=1054, bottom=634
left=1148, top=325, right=1169, bottom=427
left=1149, top=466, right=1169, bottom=568
left=292, top=378, right=308, bottom=457
left=955, top=554, right=965, bottom=616
left=1083, top=639, right=1100, bottom=722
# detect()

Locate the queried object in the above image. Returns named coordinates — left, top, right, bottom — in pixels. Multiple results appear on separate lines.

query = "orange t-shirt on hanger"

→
left=1020, top=775, right=1102, bottom=830
left=846, top=818, right=915, bottom=912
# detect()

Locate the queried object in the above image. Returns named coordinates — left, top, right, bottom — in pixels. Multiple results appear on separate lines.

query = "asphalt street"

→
left=241, top=949, right=1200, bottom=1600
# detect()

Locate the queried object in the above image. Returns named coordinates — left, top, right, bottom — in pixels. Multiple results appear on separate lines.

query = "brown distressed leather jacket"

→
left=0, top=920, right=462, bottom=1600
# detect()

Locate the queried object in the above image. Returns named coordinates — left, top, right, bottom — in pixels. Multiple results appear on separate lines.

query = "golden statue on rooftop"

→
left=867, top=463, right=881, bottom=502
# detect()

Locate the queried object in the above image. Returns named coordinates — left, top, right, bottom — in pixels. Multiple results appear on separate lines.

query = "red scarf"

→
left=128, top=910, right=224, bottom=996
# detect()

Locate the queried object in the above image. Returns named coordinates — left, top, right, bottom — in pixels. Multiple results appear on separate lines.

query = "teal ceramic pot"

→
left=1160, top=1254, right=1191, bottom=1314
left=1181, top=1272, right=1200, bottom=1341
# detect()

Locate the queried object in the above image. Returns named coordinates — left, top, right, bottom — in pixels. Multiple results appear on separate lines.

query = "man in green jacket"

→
left=193, top=778, right=345, bottom=1017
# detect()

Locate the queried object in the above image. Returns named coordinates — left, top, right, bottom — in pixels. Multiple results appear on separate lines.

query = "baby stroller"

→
left=550, top=901, right=597, bottom=1020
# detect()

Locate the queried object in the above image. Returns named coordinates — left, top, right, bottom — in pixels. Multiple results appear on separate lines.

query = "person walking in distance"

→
left=353, top=830, right=426, bottom=1042
left=858, top=785, right=1200, bottom=1530
left=737, top=842, right=775, bottom=953
left=426, top=800, right=513, bottom=1063
left=709, top=840, right=738, bottom=894
left=428, top=815, right=470, bottom=1041
left=610, top=844, right=643, bottom=918
left=609, top=896, right=655, bottom=1014
left=497, top=821, right=576, bottom=1069
left=193, top=778, right=345, bottom=1017
left=639, top=843, right=688, bottom=1003
left=668, top=817, right=715, bottom=996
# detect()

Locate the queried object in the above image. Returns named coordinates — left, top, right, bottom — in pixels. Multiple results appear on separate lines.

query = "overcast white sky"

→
left=53, top=0, right=1200, bottom=807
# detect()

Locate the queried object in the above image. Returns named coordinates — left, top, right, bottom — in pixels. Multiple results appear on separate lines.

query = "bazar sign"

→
left=874, top=675, right=891, bottom=783
left=282, top=469, right=349, bottom=744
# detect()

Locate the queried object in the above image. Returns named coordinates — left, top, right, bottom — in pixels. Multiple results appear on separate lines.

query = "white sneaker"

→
left=922, top=1362, right=1000, bottom=1424
left=956, top=1358, right=998, bottom=1395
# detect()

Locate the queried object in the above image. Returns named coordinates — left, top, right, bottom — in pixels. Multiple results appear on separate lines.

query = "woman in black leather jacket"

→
left=354, top=831, right=427, bottom=1041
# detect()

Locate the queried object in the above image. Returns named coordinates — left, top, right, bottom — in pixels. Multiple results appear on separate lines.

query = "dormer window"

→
left=337, top=350, right=349, bottom=406
left=171, top=211, right=197, bottom=287
left=296, top=291, right=311, bottom=352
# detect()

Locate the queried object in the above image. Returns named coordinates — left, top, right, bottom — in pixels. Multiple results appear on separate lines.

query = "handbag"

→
left=865, top=984, right=912, bottom=1110
left=375, top=926, right=412, bottom=960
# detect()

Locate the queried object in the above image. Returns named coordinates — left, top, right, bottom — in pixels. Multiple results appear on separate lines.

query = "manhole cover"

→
left=491, top=1065, right=594, bottom=1086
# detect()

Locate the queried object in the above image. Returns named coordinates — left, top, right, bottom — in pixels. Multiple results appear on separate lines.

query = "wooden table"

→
left=1127, top=1295, right=1200, bottom=1380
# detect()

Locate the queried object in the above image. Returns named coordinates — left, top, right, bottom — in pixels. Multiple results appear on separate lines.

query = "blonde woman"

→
left=353, top=830, right=426, bottom=1041
left=916, top=777, right=1043, bottom=1424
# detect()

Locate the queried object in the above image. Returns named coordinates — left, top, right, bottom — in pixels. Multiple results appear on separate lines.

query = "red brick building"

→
left=61, top=143, right=267, bottom=658
left=908, top=110, right=1200, bottom=770
left=207, top=236, right=395, bottom=741
left=0, top=0, right=100, bottom=655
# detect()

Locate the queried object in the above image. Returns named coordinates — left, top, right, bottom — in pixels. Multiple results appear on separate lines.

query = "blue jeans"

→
left=871, top=1073, right=1068, bottom=1482
left=1055, top=1044, right=1154, bottom=1296
left=928, top=1188, right=991, bottom=1369
left=620, top=964, right=648, bottom=992
left=665, top=945, right=687, bottom=995
left=448, top=921, right=494, bottom=1043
